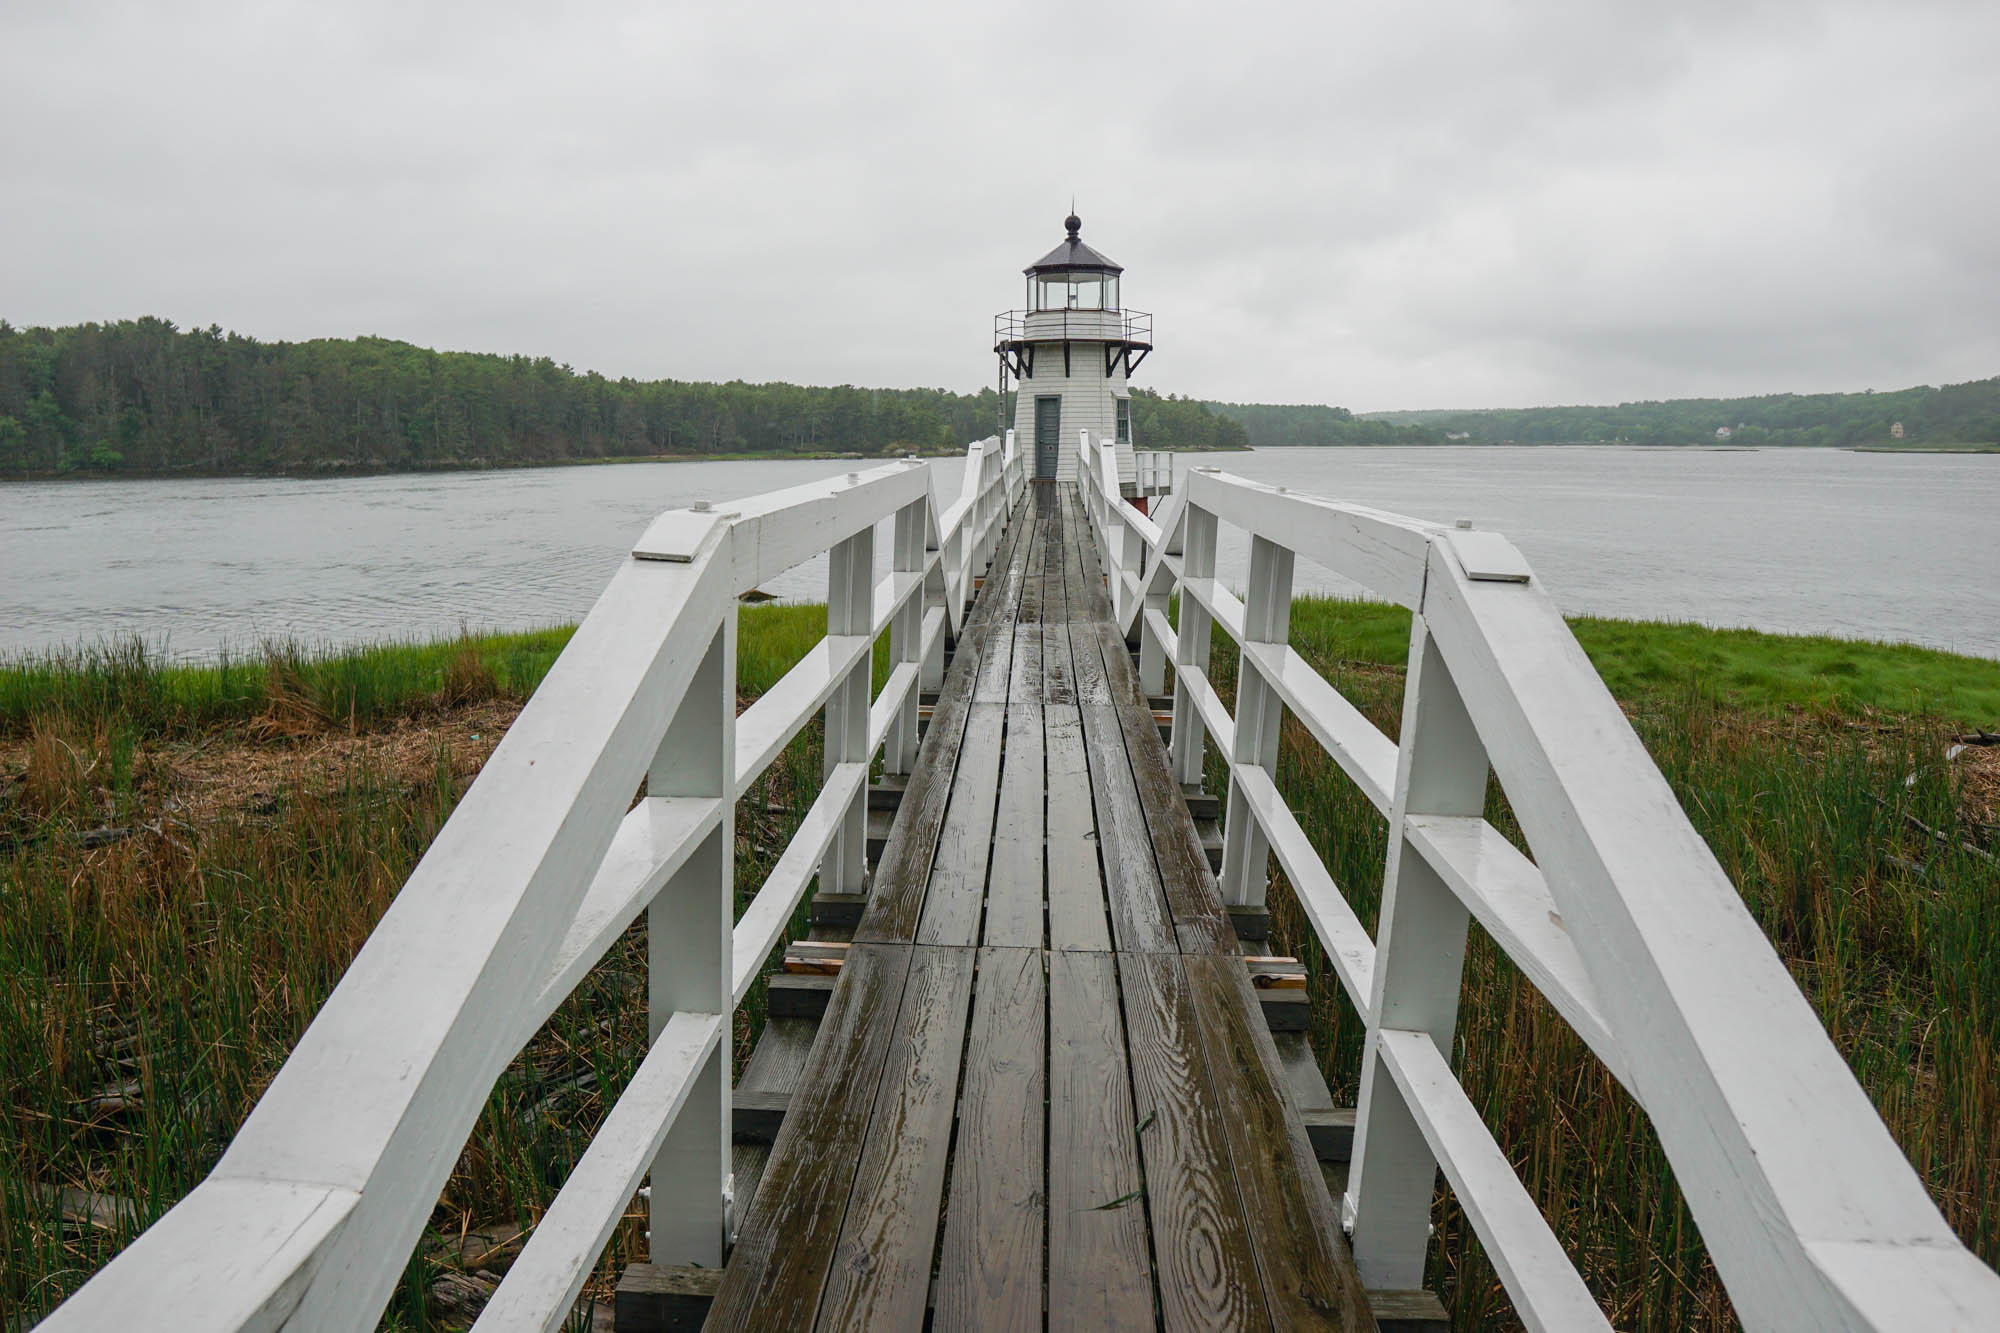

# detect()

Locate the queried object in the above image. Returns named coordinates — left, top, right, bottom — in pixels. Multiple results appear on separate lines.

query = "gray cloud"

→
left=3, top=0, right=1994, bottom=410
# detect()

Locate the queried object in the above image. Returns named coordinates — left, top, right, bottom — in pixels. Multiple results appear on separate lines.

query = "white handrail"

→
left=1074, top=445, right=2000, bottom=1332
left=42, top=436, right=1024, bottom=1333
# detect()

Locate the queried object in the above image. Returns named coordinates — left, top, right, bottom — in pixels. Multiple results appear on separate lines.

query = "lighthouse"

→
left=995, top=214, right=1152, bottom=488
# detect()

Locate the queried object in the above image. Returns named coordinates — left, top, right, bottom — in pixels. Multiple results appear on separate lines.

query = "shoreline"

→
left=6, top=600, right=1994, bottom=734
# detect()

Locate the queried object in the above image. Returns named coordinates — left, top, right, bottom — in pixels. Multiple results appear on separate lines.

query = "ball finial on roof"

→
left=1065, top=213, right=1082, bottom=238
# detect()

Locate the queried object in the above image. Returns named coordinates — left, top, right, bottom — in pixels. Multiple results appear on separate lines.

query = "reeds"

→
left=5, top=597, right=1993, bottom=1328
left=0, top=606, right=854, bottom=1327
left=1199, top=596, right=2000, bottom=1330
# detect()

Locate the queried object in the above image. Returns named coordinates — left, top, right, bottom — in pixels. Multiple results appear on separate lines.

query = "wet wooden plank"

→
left=814, top=945, right=977, bottom=1332
left=1094, top=620, right=1233, bottom=954
left=982, top=693, right=1045, bottom=948
left=1045, top=705, right=1112, bottom=952
left=1183, top=953, right=1378, bottom=1332
left=1061, top=497, right=1113, bottom=706
left=915, top=701, right=1006, bottom=947
left=1047, top=950, right=1156, bottom=1333
left=1016, top=509, right=1046, bottom=625
left=707, top=943, right=914, bottom=1331
left=1042, top=494, right=1077, bottom=704
left=972, top=513, right=1028, bottom=703
left=1076, top=696, right=1176, bottom=954
left=854, top=502, right=1027, bottom=945
left=731, top=1016, right=822, bottom=1220
left=933, top=947, right=1045, bottom=1333
left=1118, top=951, right=1274, bottom=1332
left=852, top=659, right=979, bottom=944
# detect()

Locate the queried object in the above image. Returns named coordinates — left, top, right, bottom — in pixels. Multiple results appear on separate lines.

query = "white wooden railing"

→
left=41, top=434, right=1026, bottom=1333
left=1076, top=433, right=2000, bottom=1332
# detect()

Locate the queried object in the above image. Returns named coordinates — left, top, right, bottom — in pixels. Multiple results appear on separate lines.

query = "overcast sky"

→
left=4, top=1, right=1996, bottom=411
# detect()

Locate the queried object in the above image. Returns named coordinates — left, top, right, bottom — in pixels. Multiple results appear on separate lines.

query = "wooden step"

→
left=808, top=892, right=867, bottom=929
left=764, top=973, right=835, bottom=1019
left=867, top=775, right=909, bottom=810
left=615, top=1263, right=718, bottom=1332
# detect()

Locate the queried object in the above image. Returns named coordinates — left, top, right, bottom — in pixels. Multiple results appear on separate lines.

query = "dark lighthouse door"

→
left=1034, top=395, right=1061, bottom=479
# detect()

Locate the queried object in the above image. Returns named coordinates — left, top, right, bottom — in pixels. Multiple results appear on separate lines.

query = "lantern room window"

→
left=1030, top=271, right=1119, bottom=312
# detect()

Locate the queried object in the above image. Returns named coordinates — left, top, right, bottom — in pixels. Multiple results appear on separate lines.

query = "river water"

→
left=2, top=447, right=1996, bottom=661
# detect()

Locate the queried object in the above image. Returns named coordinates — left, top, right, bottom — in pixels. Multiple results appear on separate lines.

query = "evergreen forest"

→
left=4, top=316, right=1992, bottom=478
left=0, top=318, right=1244, bottom=477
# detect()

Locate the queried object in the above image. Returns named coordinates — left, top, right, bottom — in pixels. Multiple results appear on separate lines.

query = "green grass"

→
left=0, top=603, right=895, bottom=742
left=5, top=601, right=1996, bottom=1329
left=1191, top=597, right=2000, bottom=1329
left=0, top=604, right=883, bottom=1327
left=1265, top=595, right=2000, bottom=726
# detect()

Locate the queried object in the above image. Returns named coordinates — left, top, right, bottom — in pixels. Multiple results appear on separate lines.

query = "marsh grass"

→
left=0, top=604, right=866, bottom=1327
left=5, top=595, right=1994, bottom=1328
left=1196, top=596, right=2000, bottom=1329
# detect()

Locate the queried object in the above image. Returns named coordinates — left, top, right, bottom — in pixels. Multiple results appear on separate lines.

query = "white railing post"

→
left=1138, top=563, right=1168, bottom=699
left=1169, top=500, right=1217, bottom=787
left=922, top=518, right=949, bottom=693
left=1348, top=617, right=1486, bottom=1289
left=647, top=615, right=735, bottom=1265
left=822, top=523, right=874, bottom=896
left=1218, top=534, right=1294, bottom=906
left=976, top=444, right=998, bottom=579
left=886, top=496, right=926, bottom=776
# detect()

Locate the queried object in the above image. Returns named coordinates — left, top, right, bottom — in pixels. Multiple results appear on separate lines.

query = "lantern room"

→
left=995, top=214, right=1153, bottom=485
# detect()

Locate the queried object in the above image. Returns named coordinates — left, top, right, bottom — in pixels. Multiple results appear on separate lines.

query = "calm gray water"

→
left=2, top=447, right=1996, bottom=661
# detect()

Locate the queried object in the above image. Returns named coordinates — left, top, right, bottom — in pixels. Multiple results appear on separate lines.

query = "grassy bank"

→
left=2, top=604, right=1996, bottom=1328
left=1205, top=597, right=1999, bottom=1329
left=0, top=607, right=861, bottom=1328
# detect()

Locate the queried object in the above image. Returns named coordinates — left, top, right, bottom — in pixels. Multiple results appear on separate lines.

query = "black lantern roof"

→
left=1024, top=214, right=1123, bottom=275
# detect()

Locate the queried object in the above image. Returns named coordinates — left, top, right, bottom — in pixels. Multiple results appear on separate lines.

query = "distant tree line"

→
left=1202, top=400, right=1443, bottom=446
left=0, top=319, right=921, bottom=475
left=1364, top=381, right=2000, bottom=447
left=1128, top=389, right=1251, bottom=451
left=11, top=317, right=1979, bottom=476
left=0, top=318, right=1265, bottom=477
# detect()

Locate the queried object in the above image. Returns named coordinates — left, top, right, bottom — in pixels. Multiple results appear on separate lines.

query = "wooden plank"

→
left=1182, top=953, right=1377, bottom=1332
left=765, top=973, right=835, bottom=1019
left=1060, top=497, right=1112, bottom=707
left=1047, top=950, right=1156, bottom=1333
left=1117, top=951, right=1272, bottom=1331
left=1045, top=705, right=1113, bottom=952
left=851, top=641, right=982, bottom=943
left=1077, top=700, right=1177, bottom=953
left=972, top=508, right=1027, bottom=703
left=915, top=701, right=1007, bottom=947
left=933, top=947, right=1045, bottom=1333
left=1057, top=489, right=1178, bottom=953
left=732, top=1090, right=791, bottom=1144
left=1092, top=620, right=1232, bottom=954
left=1042, top=496, right=1077, bottom=705
left=707, top=943, right=913, bottom=1331
left=615, top=1262, right=719, bottom=1331
left=814, top=945, right=978, bottom=1331
left=982, top=693, right=1045, bottom=947
left=849, top=501, right=1026, bottom=946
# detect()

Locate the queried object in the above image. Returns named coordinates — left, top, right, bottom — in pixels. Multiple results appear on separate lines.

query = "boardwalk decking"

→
left=707, top=486, right=1378, bottom=1332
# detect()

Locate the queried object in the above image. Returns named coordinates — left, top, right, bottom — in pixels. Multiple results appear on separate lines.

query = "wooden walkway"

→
left=704, top=486, right=1378, bottom=1332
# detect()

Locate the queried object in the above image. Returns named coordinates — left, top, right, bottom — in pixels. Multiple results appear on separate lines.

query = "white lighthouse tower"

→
left=995, top=213, right=1152, bottom=488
